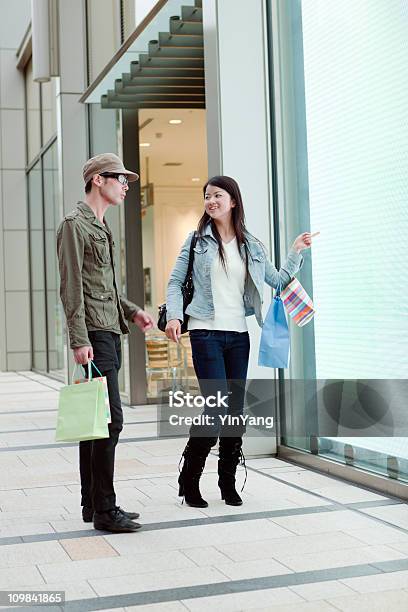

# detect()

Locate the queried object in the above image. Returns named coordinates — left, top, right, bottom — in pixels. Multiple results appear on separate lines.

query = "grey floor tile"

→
left=327, top=589, right=408, bottom=611
left=342, top=524, right=408, bottom=546
left=269, top=509, right=380, bottom=535
left=125, top=604, right=187, bottom=611
left=289, top=579, right=358, bottom=601
left=358, top=504, right=408, bottom=530
left=0, top=540, right=71, bottom=568
left=213, top=557, right=293, bottom=580
left=217, top=531, right=364, bottom=563
left=181, top=586, right=303, bottom=611
left=340, top=569, right=408, bottom=593
left=105, top=520, right=294, bottom=556
left=0, top=565, right=45, bottom=588
left=181, top=545, right=235, bottom=567
left=39, top=550, right=197, bottom=584
left=0, top=522, right=55, bottom=538
left=253, top=602, right=338, bottom=611
left=311, top=485, right=388, bottom=504
left=89, top=566, right=227, bottom=597
left=275, top=544, right=406, bottom=573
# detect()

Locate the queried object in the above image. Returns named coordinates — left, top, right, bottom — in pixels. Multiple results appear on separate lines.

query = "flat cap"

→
left=83, top=153, right=139, bottom=184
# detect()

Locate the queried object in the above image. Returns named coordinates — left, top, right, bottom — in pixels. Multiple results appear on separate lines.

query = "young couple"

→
left=57, top=153, right=311, bottom=532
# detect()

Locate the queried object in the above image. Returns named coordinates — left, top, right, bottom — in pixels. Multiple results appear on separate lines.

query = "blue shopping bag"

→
left=258, top=293, right=290, bottom=368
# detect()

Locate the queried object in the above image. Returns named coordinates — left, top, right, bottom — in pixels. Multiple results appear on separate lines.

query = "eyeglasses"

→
left=99, top=173, right=129, bottom=185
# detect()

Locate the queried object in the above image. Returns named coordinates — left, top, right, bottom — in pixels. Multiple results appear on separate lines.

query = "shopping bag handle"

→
left=89, top=361, right=103, bottom=377
left=71, top=363, right=86, bottom=384
left=71, top=361, right=103, bottom=384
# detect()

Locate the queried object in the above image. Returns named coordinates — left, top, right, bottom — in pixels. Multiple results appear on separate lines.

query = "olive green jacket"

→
left=56, top=201, right=141, bottom=349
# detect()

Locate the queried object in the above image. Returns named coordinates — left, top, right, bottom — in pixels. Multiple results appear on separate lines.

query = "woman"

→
left=165, top=176, right=312, bottom=508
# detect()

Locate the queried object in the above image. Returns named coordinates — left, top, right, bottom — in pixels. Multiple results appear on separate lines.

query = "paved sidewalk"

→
left=1, top=371, right=408, bottom=611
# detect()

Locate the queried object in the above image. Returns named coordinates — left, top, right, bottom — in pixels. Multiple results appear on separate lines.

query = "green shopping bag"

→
left=55, top=362, right=109, bottom=442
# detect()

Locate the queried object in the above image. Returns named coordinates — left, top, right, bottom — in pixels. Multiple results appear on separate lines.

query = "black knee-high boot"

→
left=178, top=436, right=217, bottom=508
left=218, top=436, right=247, bottom=506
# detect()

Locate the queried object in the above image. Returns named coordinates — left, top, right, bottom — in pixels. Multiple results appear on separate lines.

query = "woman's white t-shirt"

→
left=188, top=237, right=248, bottom=332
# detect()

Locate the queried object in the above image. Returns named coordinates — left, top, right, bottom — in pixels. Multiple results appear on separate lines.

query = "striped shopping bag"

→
left=280, top=278, right=315, bottom=327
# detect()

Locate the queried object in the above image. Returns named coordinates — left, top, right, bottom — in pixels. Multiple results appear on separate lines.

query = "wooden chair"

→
left=145, top=335, right=186, bottom=397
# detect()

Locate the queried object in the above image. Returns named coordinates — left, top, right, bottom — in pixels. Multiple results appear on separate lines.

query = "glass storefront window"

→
left=43, top=143, right=64, bottom=378
left=25, top=55, right=62, bottom=379
left=271, top=0, right=408, bottom=481
left=27, top=146, right=64, bottom=379
left=25, top=58, right=41, bottom=164
left=41, top=79, right=57, bottom=146
left=28, top=160, right=47, bottom=371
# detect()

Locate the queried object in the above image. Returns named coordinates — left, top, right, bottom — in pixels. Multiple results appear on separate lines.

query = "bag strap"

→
left=90, top=361, right=103, bottom=378
left=184, top=231, right=198, bottom=283
left=70, top=361, right=103, bottom=384
left=71, top=363, right=86, bottom=384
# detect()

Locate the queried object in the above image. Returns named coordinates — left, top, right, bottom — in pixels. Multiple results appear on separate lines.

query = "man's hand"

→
left=132, top=310, right=155, bottom=332
left=73, top=346, right=94, bottom=365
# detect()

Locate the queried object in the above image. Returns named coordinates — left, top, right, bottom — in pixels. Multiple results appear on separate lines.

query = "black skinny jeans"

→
left=189, top=330, right=250, bottom=438
left=79, top=331, right=123, bottom=513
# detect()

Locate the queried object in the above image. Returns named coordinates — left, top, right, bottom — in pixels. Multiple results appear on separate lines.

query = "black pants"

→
left=79, top=331, right=123, bottom=513
left=189, top=330, right=250, bottom=438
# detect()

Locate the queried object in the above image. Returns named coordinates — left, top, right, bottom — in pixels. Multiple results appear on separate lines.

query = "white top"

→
left=188, top=237, right=248, bottom=332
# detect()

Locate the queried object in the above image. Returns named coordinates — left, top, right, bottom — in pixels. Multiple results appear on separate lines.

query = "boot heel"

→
left=178, top=483, right=184, bottom=496
left=220, top=492, right=225, bottom=500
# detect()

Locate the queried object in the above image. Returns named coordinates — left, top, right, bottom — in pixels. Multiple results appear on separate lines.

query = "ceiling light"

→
left=192, top=177, right=200, bottom=182
left=169, top=119, right=182, bottom=125
left=140, top=142, right=151, bottom=147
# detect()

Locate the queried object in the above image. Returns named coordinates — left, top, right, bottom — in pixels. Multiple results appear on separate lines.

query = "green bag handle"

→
left=90, top=361, right=103, bottom=377
left=71, top=361, right=103, bottom=384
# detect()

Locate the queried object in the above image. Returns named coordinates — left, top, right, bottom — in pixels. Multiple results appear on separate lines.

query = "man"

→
left=57, top=153, right=154, bottom=533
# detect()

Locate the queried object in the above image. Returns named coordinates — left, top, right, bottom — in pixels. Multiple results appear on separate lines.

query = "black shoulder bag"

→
left=157, top=232, right=198, bottom=334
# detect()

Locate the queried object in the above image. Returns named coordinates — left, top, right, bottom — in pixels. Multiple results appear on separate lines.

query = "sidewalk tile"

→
left=0, top=541, right=70, bottom=568
left=182, top=586, right=303, bottom=611
left=181, top=546, right=234, bottom=567
left=327, top=589, right=408, bottom=611
left=275, top=544, right=405, bottom=572
left=289, top=579, right=357, bottom=600
left=217, top=531, right=363, bottom=562
left=39, top=550, right=196, bottom=584
left=0, top=565, right=45, bottom=588
left=340, top=569, right=408, bottom=593
left=60, top=536, right=119, bottom=560
left=89, top=566, right=227, bottom=597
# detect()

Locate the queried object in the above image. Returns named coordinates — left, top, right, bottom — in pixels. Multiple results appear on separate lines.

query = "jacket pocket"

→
left=84, top=290, right=116, bottom=327
left=90, top=234, right=111, bottom=265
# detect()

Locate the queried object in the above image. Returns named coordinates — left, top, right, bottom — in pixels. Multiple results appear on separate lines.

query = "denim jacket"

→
left=166, top=224, right=303, bottom=328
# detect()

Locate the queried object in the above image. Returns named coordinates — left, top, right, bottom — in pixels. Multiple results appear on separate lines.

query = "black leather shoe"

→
left=93, top=509, right=142, bottom=532
left=82, top=506, right=94, bottom=523
left=116, top=506, right=140, bottom=520
left=83, top=506, right=140, bottom=523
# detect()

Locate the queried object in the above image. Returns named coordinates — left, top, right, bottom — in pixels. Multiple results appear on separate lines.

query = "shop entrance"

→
left=139, top=108, right=207, bottom=399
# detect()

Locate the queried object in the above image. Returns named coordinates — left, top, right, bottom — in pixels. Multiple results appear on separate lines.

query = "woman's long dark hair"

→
left=197, top=175, right=249, bottom=273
